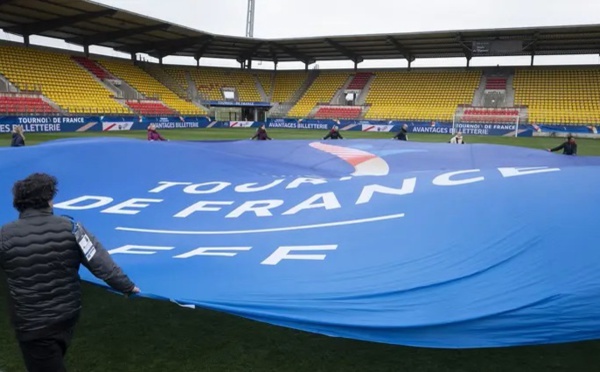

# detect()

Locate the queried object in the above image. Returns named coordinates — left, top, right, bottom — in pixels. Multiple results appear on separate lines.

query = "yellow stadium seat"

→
left=0, top=44, right=130, bottom=114
left=364, top=70, right=480, bottom=121
left=98, top=59, right=206, bottom=116
left=288, top=73, right=349, bottom=117
left=513, top=69, right=600, bottom=125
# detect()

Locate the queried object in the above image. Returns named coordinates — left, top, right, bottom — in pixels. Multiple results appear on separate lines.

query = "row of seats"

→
left=485, top=77, right=507, bottom=90
left=314, top=106, right=362, bottom=119
left=514, top=69, right=600, bottom=124
left=347, top=72, right=372, bottom=90
left=364, top=71, right=481, bottom=121
left=126, top=100, right=176, bottom=116
left=271, top=72, right=308, bottom=103
left=0, top=95, right=57, bottom=114
left=0, top=45, right=130, bottom=114
left=163, top=67, right=263, bottom=102
left=98, top=59, right=206, bottom=115
left=72, top=56, right=111, bottom=80
left=464, top=109, right=519, bottom=116
left=288, top=73, right=349, bottom=117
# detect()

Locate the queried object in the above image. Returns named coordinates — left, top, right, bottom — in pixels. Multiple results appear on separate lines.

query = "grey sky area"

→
left=1, top=0, right=600, bottom=70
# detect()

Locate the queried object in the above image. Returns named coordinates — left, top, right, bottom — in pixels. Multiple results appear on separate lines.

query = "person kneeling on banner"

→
left=449, top=131, right=465, bottom=144
left=0, top=173, right=140, bottom=372
left=548, top=134, right=577, bottom=155
left=392, top=124, right=408, bottom=141
left=11, top=125, right=25, bottom=147
left=323, top=125, right=344, bottom=140
left=251, top=124, right=272, bottom=140
left=147, top=124, right=167, bottom=141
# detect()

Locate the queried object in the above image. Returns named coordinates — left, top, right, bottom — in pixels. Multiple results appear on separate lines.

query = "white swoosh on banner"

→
left=115, top=213, right=405, bottom=235
left=309, top=142, right=390, bottom=176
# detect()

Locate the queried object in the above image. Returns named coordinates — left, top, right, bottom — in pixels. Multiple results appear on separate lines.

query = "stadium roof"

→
left=1, top=0, right=600, bottom=65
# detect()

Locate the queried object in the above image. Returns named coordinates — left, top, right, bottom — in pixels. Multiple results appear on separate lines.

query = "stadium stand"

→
left=364, top=70, right=481, bottom=121
left=98, top=59, right=206, bottom=115
left=271, top=72, right=309, bottom=103
left=256, top=72, right=273, bottom=99
left=287, top=72, right=349, bottom=117
left=161, top=66, right=190, bottom=92
left=513, top=68, right=600, bottom=124
left=164, top=67, right=262, bottom=102
left=0, top=45, right=129, bottom=114
left=314, top=106, right=362, bottom=119
left=0, top=94, right=58, bottom=114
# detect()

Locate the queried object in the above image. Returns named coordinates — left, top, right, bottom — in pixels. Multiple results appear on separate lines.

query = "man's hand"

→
left=125, top=286, right=141, bottom=298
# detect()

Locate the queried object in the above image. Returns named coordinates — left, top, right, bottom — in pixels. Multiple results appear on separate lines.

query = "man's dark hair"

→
left=12, top=173, right=58, bottom=213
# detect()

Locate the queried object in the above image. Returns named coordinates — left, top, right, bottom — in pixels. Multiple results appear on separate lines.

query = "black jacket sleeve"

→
left=572, top=143, right=577, bottom=155
left=323, top=132, right=331, bottom=140
left=77, top=223, right=136, bottom=294
left=550, top=143, right=565, bottom=152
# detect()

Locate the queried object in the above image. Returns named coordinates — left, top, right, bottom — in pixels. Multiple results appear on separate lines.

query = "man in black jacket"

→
left=0, top=173, right=139, bottom=372
left=323, top=125, right=344, bottom=140
left=392, top=124, right=409, bottom=141
left=548, top=134, right=577, bottom=155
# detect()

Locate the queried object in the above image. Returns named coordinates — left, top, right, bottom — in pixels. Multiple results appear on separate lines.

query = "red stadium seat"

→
left=347, top=72, right=373, bottom=90
left=0, top=95, right=58, bottom=114
left=461, top=107, right=520, bottom=123
left=126, top=100, right=176, bottom=116
left=485, top=77, right=508, bottom=90
left=314, top=106, right=362, bottom=119
left=72, top=56, right=112, bottom=80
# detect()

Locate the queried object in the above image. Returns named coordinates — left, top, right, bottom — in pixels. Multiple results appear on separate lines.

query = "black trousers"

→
left=18, top=326, right=75, bottom=372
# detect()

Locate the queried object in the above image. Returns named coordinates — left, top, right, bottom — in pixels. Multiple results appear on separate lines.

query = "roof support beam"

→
left=455, top=33, right=473, bottom=61
left=3, top=9, right=116, bottom=36
left=268, top=44, right=278, bottom=65
left=122, top=35, right=213, bottom=55
left=324, top=38, right=364, bottom=63
left=66, top=23, right=170, bottom=46
left=152, top=36, right=213, bottom=59
left=193, top=39, right=213, bottom=61
left=237, top=41, right=265, bottom=62
left=271, top=42, right=315, bottom=65
left=386, top=36, right=415, bottom=62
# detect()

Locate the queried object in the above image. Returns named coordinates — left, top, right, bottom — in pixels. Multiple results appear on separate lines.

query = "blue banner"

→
left=0, top=115, right=212, bottom=133
left=2, top=139, right=600, bottom=348
left=204, top=100, right=271, bottom=107
left=0, top=115, right=597, bottom=137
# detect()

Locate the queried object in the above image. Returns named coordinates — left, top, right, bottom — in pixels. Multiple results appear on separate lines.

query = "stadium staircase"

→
left=288, top=72, right=348, bottom=118
left=256, top=71, right=273, bottom=101
left=98, top=59, right=206, bottom=116
left=268, top=71, right=317, bottom=117
left=71, top=56, right=142, bottom=108
left=253, top=72, right=270, bottom=101
left=355, top=73, right=376, bottom=105
left=142, top=63, right=189, bottom=99
left=0, top=73, right=19, bottom=93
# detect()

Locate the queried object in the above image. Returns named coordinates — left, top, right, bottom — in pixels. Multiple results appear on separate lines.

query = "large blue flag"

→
left=1, top=137, right=600, bottom=348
